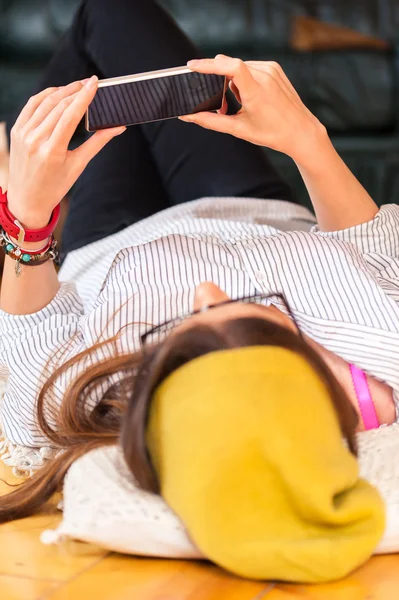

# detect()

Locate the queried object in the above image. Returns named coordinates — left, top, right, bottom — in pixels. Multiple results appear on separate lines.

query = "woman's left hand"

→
left=7, top=77, right=126, bottom=230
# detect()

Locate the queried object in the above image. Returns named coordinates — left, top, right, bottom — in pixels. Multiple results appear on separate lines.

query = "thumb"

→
left=70, top=126, right=126, bottom=172
left=179, top=112, right=244, bottom=137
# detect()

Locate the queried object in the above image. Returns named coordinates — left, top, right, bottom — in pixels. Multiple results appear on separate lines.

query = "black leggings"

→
left=8, top=0, right=296, bottom=257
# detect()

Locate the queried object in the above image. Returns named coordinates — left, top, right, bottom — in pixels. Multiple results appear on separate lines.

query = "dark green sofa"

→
left=1, top=0, right=398, bottom=208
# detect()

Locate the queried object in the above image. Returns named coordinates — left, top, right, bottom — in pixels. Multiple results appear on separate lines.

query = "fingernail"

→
left=187, top=60, right=199, bottom=67
left=215, top=54, right=224, bottom=59
left=81, top=78, right=90, bottom=85
left=86, top=75, right=98, bottom=89
left=178, top=116, right=193, bottom=123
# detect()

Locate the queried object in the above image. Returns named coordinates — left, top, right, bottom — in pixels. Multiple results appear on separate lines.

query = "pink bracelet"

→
left=349, top=364, right=379, bottom=431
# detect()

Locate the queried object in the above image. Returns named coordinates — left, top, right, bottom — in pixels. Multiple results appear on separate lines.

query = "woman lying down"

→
left=1, top=0, right=399, bottom=585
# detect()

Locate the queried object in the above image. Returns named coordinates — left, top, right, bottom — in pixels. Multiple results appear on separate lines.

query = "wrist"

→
left=5, top=189, right=52, bottom=230
left=7, top=235, right=52, bottom=251
left=7, top=196, right=51, bottom=229
left=291, top=121, right=331, bottom=172
left=6, top=205, right=52, bottom=231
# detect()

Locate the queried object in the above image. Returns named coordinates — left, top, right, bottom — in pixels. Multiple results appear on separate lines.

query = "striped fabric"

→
left=1, top=196, right=399, bottom=450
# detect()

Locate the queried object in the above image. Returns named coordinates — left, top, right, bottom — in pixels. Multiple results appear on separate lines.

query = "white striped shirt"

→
left=1, top=197, right=399, bottom=449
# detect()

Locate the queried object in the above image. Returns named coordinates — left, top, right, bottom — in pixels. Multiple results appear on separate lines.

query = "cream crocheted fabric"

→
left=0, top=373, right=59, bottom=478
left=1, top=365, right=399, bottom=557
left=357, top=424, right=399, bottom=554
left=38, top=425, right=399, bottom=557
left=41, top=444, right=203, bottom=558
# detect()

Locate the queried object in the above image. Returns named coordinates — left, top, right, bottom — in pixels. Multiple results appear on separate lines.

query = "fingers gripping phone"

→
left=86, top=66, right=227, bottom=131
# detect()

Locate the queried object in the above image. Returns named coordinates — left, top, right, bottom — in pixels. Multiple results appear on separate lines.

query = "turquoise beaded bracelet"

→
left=4, top=243, right=33, bottom=264
left=0, top=228, right=59, bottom=276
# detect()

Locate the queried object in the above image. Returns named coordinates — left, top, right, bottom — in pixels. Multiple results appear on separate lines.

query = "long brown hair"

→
left=0, top=317, right=358, bottom=523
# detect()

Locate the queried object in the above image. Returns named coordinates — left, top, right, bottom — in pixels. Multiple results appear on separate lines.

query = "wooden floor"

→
left=1, top=461, right=399, bottom=599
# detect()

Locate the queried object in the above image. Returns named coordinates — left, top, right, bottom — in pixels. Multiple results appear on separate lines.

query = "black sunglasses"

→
left=140, top=292, right=302, bottom=348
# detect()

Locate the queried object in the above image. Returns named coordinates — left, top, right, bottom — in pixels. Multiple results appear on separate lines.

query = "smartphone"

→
left=86, top=65, right=227, bottom=131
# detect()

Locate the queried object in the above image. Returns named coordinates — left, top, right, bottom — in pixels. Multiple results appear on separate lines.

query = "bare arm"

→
left=295, top=129, right=379, bottom=231
left=0, top=207, right=60, bottom=313
left=0, top=78, right=125, bottom=316
left=0, top=239, right=60, bottom=315
left=181, top=57, right=379, bottom=232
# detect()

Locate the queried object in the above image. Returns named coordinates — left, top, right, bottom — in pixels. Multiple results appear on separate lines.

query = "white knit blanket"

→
left=1, top=376, right=399, bottom=557
left=38, top=427, right=399, bottom=557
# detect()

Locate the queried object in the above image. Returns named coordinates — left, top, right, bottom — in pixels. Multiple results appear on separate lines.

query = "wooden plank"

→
left=0, top=460, right=108, bottom=582
left=47, top=555, right=270, bottom=600
left=0, top=525, right=108, bottom=582
left=3, top=459, right=399, bottom=599
left=267, top=555, right=399, bottom=599
left=0, top=574, right=60, bottom=600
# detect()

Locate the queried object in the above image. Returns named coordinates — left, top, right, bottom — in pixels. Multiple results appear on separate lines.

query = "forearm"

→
left=295, top=129, right=379, bottom=232
left=0, top=254, right=60, bottom=315
left=0, top=207, right=60, bottom=315
left=0, top=77, right=123, bottom=317
left=185, top=57, right=380, bottom=230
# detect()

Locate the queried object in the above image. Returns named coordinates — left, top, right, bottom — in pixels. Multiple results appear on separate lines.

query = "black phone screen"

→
left=87, top=71, right=226, bottom=130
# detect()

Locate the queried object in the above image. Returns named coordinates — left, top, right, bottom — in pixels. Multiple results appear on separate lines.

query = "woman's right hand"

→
left=180, top=56, right=326, bottom=168
left=6, top=76, right=126, bottom=230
